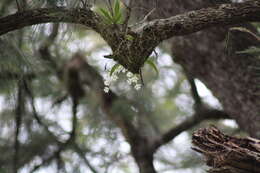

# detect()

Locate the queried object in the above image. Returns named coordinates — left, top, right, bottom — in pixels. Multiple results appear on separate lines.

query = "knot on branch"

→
left=192, top=126, right=260, bottom=173
left=102, top=28, right=159, bottom=73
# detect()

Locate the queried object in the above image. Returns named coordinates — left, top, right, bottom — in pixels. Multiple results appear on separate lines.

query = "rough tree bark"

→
left=0, top=1, right=259, bottom=172
left=133, top=0, right=260, bottom=138
left=192, top=126, right=260, bottom=173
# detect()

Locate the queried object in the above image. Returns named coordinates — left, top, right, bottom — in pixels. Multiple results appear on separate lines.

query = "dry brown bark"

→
left=192, top=126, right=260, bottom=173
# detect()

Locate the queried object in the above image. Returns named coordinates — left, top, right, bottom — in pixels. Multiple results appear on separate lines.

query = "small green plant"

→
left=145, top=59, right=159, bottom=76
left=97, top=0, right=124, bottom=25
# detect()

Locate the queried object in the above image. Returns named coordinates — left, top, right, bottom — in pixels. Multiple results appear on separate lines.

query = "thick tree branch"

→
left=152, top=68, right=230, bottom=150
left=0, top=1, right=259, bottom=74
left=0, top=1, right=259, bottom=42
left=140, top=0, right=260, bottom=40
left=104, top=0, right=260, bottom=73
left=153, top=108, right=230, bottom=150
left=0, top=7, right=100, bottom=36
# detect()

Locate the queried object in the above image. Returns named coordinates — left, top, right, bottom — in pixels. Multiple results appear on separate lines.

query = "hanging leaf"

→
left=110, top=63, right=121, bottom=76
left=146, top=59, right=159, bottom=75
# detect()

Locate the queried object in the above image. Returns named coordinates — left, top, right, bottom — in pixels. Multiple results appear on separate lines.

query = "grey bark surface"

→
left=133, top=0, right=260, bottom=138
left=0, top=1, right=259, bottom=173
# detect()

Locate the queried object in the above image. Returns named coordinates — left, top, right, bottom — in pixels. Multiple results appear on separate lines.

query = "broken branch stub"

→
left=192, top=126, right=260, bottom=173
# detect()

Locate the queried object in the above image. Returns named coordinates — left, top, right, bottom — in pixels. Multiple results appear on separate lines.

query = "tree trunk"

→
left=129, top=136, right=157, bottom=173
left=133, top=0, right=260, bottom=137
left=131, top=145, right=157, bottom=173
left=134, top=154, right=156, bottom=173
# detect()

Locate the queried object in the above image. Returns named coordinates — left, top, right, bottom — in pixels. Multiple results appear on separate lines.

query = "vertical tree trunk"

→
left=130, top=137, right=157, bottom=173
left=132, top=149, right=157, bottom=173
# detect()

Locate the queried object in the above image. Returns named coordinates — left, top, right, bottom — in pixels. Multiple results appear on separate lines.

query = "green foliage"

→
left=110, top=63, right=120, bottom=76
left=125, top=34, right=134, bottom=41
left=97, top=0, right=124, bottom=25
left=0, top=167, right=7, bottom=173
left=145, top=59, right=159, bottom=76
left=237, top=46, right=260, bottom=56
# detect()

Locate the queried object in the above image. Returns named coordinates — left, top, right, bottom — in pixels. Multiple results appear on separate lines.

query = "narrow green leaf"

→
left=146, top=59, right=159, bottom=75
left=113, top=0, right=123, bottom=24
left=110, top=63, right=121, bottom=76
left=236, top=47, right=260, bottom=55
left=114, top=12, right=123, bottom=24
left=98, top=8, right=113, bottom=24
left=113, top=0, right=120, bottom=18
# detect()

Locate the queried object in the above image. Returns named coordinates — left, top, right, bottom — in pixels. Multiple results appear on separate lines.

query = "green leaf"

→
left=113, top=0, right=123, bottom=24
left=98, top=7, right=113, bottom=24
left=113, top=0, right=121, bottom=18
left=110, top=63, right=121, bottom=76
left=146, top=59, right=159, bottom=75
left=114, top=12, right=123, bottom=24
left=125, top=34, right=134, bottom=41
left=236, top=47, right=260, bottom=55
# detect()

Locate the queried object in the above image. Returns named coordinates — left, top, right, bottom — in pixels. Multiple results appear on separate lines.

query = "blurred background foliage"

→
left=0, top=0, right=258, bottom=173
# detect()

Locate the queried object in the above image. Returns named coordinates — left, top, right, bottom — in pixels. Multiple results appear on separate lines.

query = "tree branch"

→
left=72, top=144, right=99, bottom=173
left=13, top=80, right=25, bottom=173
left=0, top=1, right=259, bottom=39
left=153, top=108, right=230, bottom=150
left=140, top=0, right=260, bottom=40
left=192, top=126, right=260, bottom=173
left=0, top=1, right=259, bottom=73
left=0, top=7, right=100, bottom=36
left=186, top=74, right=202, bottom=109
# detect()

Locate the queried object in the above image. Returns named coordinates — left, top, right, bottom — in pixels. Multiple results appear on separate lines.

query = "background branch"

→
left=72, top=144, right=99, bottom=173
left=186, top=73, right=202, bottom=109
left=13, top=80, right=25, bottom=173
left=153, top=108, right=230, bottom=150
